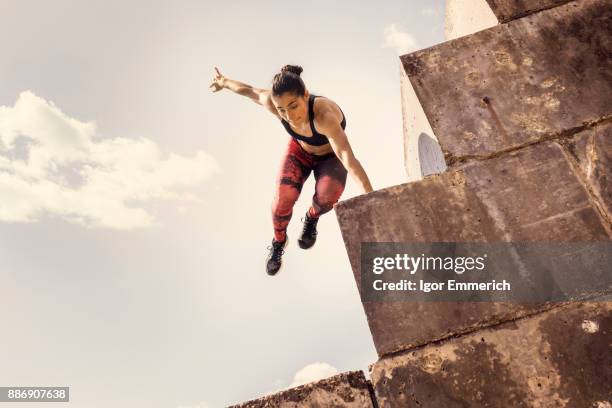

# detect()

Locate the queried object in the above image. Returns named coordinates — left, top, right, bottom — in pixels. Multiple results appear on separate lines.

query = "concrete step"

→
left=227, top=371, right=376, bottom=408
left=401, top=0, right=611, bottom=168
left=369, top=300, right=611, bottom=408
left=485, top=0, right=574, bottom=22
left=335, top=137, right=611, bottom=357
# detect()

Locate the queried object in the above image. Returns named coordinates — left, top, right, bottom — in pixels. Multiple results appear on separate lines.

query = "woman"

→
left=210, top=65, right=373, bottom=275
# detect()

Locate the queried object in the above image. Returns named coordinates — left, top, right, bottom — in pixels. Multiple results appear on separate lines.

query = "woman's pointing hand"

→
left=209, top=67, right=226, bottom=92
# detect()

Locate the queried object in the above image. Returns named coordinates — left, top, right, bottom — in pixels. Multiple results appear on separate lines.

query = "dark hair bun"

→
left=272, top=65, right=306, bottom=96
left=280, top=65, right=303, bottom=76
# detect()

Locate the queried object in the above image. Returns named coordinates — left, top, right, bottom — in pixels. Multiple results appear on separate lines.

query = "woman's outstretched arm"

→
left=209, top=67, right=278, bottom=116
left=317, top=111, right=373, bottom=194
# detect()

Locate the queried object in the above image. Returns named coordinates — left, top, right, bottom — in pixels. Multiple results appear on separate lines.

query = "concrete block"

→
left=485, top=0, right=574, bottom=22
left=369, top=301, right=612, bottom=408
left=335, top=141, right=610, bottom=356
left=227, top=371, right=375, bottom=408
left=402, top=0, right=612, bottom=165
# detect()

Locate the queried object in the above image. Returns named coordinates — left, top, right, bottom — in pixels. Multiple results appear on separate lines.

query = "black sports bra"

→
left=280, top=94, right=346, bottom=146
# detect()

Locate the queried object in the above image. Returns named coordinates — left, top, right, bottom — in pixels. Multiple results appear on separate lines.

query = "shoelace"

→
left=267, top=243, right=285, bottom=262
left=301, top=216, right=318, bottom=237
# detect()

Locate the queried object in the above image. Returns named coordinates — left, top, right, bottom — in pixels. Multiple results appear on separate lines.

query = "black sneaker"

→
left=266, top=237, right=288, bottom=276
left=298, top=212, right=319, bottom=249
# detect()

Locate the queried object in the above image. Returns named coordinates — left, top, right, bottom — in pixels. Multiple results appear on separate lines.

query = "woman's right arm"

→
left=209, top=67, right=279, bottom=117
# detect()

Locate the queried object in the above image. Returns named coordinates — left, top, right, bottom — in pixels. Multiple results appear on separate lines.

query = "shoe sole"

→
left=267, top=236, right=289, bottom=276
left=298, top=239, right=316, bottom=250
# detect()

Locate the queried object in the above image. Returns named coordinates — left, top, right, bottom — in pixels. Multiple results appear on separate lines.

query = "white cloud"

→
left=422, top=7, right=441, bottom=16
left=383, top=24, right=420, bottom=55
left=0, top=91, right=220, bottom=229
left=288, top=362, right=338, bottom=388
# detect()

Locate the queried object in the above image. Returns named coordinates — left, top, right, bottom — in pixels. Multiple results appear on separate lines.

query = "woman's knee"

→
left=313, top=192, right=342, bottom=214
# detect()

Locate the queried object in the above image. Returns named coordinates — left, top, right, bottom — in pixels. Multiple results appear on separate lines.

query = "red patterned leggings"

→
left=271, top=138, right=348, bottom=242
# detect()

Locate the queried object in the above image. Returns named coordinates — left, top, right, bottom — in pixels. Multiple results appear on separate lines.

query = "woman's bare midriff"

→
left=297, top=141, right=333, bottom=155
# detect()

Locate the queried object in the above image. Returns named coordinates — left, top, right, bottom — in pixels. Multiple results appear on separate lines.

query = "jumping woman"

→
left=209, top=65, right=373, bottom=275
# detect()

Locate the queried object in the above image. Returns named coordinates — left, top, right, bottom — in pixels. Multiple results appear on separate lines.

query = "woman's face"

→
left=271, top=91, right=309, bottom=125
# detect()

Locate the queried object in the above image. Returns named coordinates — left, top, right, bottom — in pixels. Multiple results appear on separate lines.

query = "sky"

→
left=0, top=1, right=445, bottom=407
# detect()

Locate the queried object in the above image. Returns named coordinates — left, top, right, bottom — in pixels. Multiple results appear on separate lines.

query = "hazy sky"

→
left=0, top=1, right=444, bottom=407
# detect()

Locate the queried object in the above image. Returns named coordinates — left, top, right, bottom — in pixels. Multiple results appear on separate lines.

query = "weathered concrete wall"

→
left=445, top=0, right=497, bottom=40
left=227, top=371, right=375, bottom=408
left=369, top=300, right=612, bottom=408
left=335, top=139, right=611, bottom=356
left=402, top=0, right=612, bottom=166
left=485, top=0, right=574, bottom=22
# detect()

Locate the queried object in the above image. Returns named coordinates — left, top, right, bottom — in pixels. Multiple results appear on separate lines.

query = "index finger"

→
left=214, top=66, right=222, bottom=76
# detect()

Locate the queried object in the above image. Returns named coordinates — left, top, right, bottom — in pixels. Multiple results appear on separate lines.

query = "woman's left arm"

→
left=318, top=112, right=373, bottom=194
